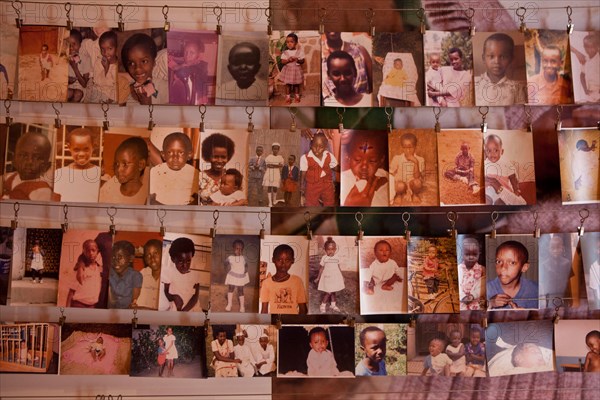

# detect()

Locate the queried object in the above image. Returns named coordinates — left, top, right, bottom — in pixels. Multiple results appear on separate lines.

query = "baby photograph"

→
left=0, top=322, right=59, bottom=374
left=557, top=128, right=599, bottom=204
left=277, top=325, right=355, bottom=378
left=359, top=236, right=407, bottom=315
left=538, top=233, right=581, bottom=309
left=570, top=31, right=600, bottom=104
left=554, top=319, right=600, bottom=373
left=581, top=231, right=600, bottom=311
left=456, top=234, right=486, bottom=311
left=0, top=23, right=19, bottom=99
left=354, top=323, right=407, bottom=377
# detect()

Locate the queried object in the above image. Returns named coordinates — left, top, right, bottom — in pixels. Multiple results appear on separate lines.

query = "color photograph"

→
left=581, top=231, right=600, bottom=310
left=557, top=128, right=599, bottom=204
left=299, top=129, right=341, bottom=207
left=0, top=322, right=59, bottom=374
left=554, top=319, right=600, bottom=373
left=354, top=323, right=407, bottom=377
left=538, top=233, right=581, bottom=309
left=0, top=23, right=18, bottom=99
left=456, top=234, right=486, bottom=311
left=570, top=31, right=600, bottom=104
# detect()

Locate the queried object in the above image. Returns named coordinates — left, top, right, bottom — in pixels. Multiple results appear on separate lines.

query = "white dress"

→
left=317, top=255, right=345, bottom=293
left=263, top=154, right=284, bottom=188
left=224, top=255, right=250, bottom=286
left=163, top=333, right=178, bottom=360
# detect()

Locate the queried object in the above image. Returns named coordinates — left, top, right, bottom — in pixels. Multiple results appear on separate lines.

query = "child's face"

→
left=428, top=246, right=437, bottom=258
left=112, top=248, right=132, bottom=275
left=288, top=156, right=295, bottom=165
left=126, top=45, right=155, bottom=84
left=328, top=57, right=356, bottom=94
left=482, top=40, right=512, bottom=81
left=68, top=134, right=94, bottom=167
left=461, top=144, right=470, bottom=156
left=587, top=336, right=600, bottom=355
left=309, top=332, right=328, bottom=353
left=348, top=141, right=384, bottom=181
left=325, top=243, right=336, bottom=256
left=310, top=136, right=328, bottom=159
left=470, top=331, right=481, bottom=346
left=429, top=55, right=441, bottom=70
left=69, top=36, right=81, bottom=55
left=484, top=138, right=503, bottom=163
left=14, top=136, right=51, bottom=180
left=259, top=337, right=269, bottom=349
left=210, top=146, right=228, bottom=173
left=158, top=338, right=165, bottom=346
left=495, top=247, right=528, bottom=287
left=114, top=149, right=144, bottom=185
left=237, top=335, right=245, bottom=345
left=219, top=174, right=238, bottom=196
left=172, top=251, right=193, bottom=274
left=374, top=242, right=391, bottom=263
left=285, top=37, right=297, bottom=50
left=256, top=146, right=264, bottom=156
left=183, top=42, right=202, bottom=65
left=162, top=139, right=191, bottom=171
left=541, top=48, right=562, bottom=80
left=462, top=239, right=480, bottom=269
left=449, top=51, right=463, bottom=70
left=272, top=250, right=294, bottom=275
left=583, top=38, right=599, bottom=59
left=363, top=330, right=386, bottom=363
left=428, top=339, right=443, bottom=356
left=233, top=242, right=244, bottom=256
left=167, top=327, right=173, bottom=335
left=393, top=60, right=403, bottom=70
left=228, top=45, right=260, bottom=87
left=516, top=345, right=545, bottom=368
left=83, top=242, right=99, bottom=262
left=100, top=39, right=117, bottom=63
left=549, top=237, right=565, bottom=258
left=97, top=337, right=103, bottom=344
left=450, top=332, right=462, bottom=347
left=217, top=331, right=227, bottom=345
left=272, top=146, right=280, bottom=156
left=143, top=244, right=162, bottom=272
left=41, top=46, right=48, bottom=55
left=401, top=138, right=416, bottom=157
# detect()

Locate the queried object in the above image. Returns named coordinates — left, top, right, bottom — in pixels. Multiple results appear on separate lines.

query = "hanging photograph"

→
left=56, top=229, right=112, bottom=309
left=9, top=228, right=62, bottom=306
left=423, top=31, right=474, bottom=107
left=389, top=129, right=439, bottom=206
left=0, top=23, right=19, bottom=99
left=486, top=235, right=539, bottom=310
left=60, top=323, right=132, bottom=375
left=473, top=32, right=527, bottom=106
left=538, top=233, right=581, bottom=309
left=3, top=123, right=57, bottom=201
left=215, top=32, right=269, bottom=106
left=486, top=320, right=554, bottom=376
left=340, top=130, right=389, bottom=206
left=570, top=31, right=600, bottom=104
left=131, top=324, right=206, bottom=378
left=80, top=27, right=120, bottom=103
left=167, top=30, right=218, bottom=105
left=308, top=235, right=358, bottom=315
left=259, top=235, right=309, bottom=315
left=581, top=231, right=600, bottom=310
left=158, top=232, right=211, bottom=312
left=354, top=323, right=407, bottom=376
left=0, top=226, right=14, bottom=305
left=557, top=128, right=599, bottom=204
left=483, top=129, right=536, bottom=206
left=456, top=234, right=486, bottom=311
left=322, top=32, right=373, bottom=107
left=524, top=29, right=574, bottom=105
left=0, top=322, right=59, bottom=374
left=437, top=129, right=484, bottom=206
left=372, top=32, right=423, bottom=107
left=64, top=27, right=93, bottom=103
left=210, top=234, right=261, bottom=313
left=555, top=319, right=600, bottom=373
left=269, top=31, right=321, bottom=106
left=407, top=236, right=459, bottom=314
left=53, top=125, right=103, bottom=202
left=278, top=325, right=355, bottom=377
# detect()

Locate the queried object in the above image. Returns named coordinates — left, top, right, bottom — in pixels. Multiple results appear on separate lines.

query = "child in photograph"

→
left=99, top=136, right=149, bottom=205
left=579, top=33, right=600, bottom=102
left=260, top=244, right=307, bottom=315
left=253, top=333, right=275, bottom=376
left=224, top=239, right=249, bottom=312
left=487, top=240, right=538, bottom=309
left=234, top=331, right=257, bottom=377
left=162, top=237, right=200, bottom=312
left=210, top=168, right=247, bottom=206
left=355, top=326, right=387, bottom=376
left=281, top=155, right=299, bottom=206
left=67, top=29, right=90, bottom=103
left=199, top=133, right=236, bottom=205
left=341, top=132, right=388, bottom=206
left=150, top=132, right=199, bottom=205
left=2, top=132, right=56, bottom=201
left=439, top=47, right=473, bottom=107
left=587, top=235, right=600, bottom=305
left=383, top=58, right=408, bottom=87
left=324, top=51, right=370, bottom=107
left=228, top=42, right=262, bottom=92
left=157, top=337, right=167, bottom=377
left=30, top=240, right=45, bottom=283
left=211, top=328, right=239, bottom=377
left=108, top=240, right=142, bottom=309
left=248, top=145, right=266, bottom=206
left=389, top=132, right=425, bottom=204
left=263, top=143, right=284, bottom=207
left=89, top=30, right=118, bottom=103
left=300, top=132, right=338, bottom=207
left=137, top=239, right=161, bottom=310
left=475, top=33, right=523, bottom=106
left=421, top=338, right=452, bottom=376
left=443, top=141, right=480, bottom=195
left=446, top=330, right=466, bottom=376
left=464, top=328, right=486, bottom=377
left=511, top=343, right=547, bottom=370
left=163, top=327, right=178, bottom=377
left=39, top=44, right=53, bottom=81
left=528, top=44, right=573, bottom=105
left=458, top=237, right=485, bottom=310
left=280, top=33, right=305, bottom=104
left=362, top=240, right=403, bottom=295
left=584, top=330, right=600, bottom=372
left=121, top=33, right=168, bottom=104
left=53, top=127, right=101, bottom=202
left=169, top=39, right=209, bottom=105
left=484, top=134, right=527, bottom=205
left=18, top=340, right=31, bottom=364
left=315, top=237, right=345, bottom=313
left=539, top=235, right=573, bottom=305
left=322, top=32, right=372, bottom=96
left=571, top=138, right=598, bottom=192
left=89, top=336, right=106, bottom=361
left=425, top=53, right=446, bottom=106
left=422, top=245, right=440, bottom=299
left=307, top=327, right=342, bottom=377
left=66, top=239, right=102, bottom=308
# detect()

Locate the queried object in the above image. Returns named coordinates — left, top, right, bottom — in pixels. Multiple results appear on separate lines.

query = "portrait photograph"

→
left=557, top=128, right=599, bottom=204
left=581, top=231, right=600, bottom=310
left=570, top=31, right=600, bottom=104
left=554, top=319, right=600, bottom=373
left=456, top=234, right=486, bottom=311
left=538, top=233, right=581, bottom=309
left=354, top=323, right=407, bottom=377
left=0, top=23, right=19, bottom=99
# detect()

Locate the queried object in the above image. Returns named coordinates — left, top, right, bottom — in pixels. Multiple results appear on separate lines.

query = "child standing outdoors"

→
left=263, top=143, right=285, bottom=207
left=425, top=53, right=446, bottom=106
left=108, top=240, right=142, bottom=309
left=210, top=168, right=247, bottom=206
left=458, top=236, right=485, bottom=310
left=306, top=327, right=341, bottom=377
left=260, top=244, right=307, bottom=314
left=443, top=141, right=480, bottom=194
left=300, top=132, right=338, bottom=207
left=281, top=155, right=299, bottom=206
left=355, top=326, right=387, bottom=376
left=39, top=44, right=53, bottom=81
left=30, top=240, right=45, bottom=284
left=162, top=237, right=201, bottom=312
left=279, top=33, right=305, bottom=104
left=66, top=239, right=102, bottom=308
left=422, top=246, right=440, bottom=299
left=584, top=330, right=600, bottom=372
left=421, top=338, right=452, bottom=376
left=157, top=337, right=167, bottom=377
left=446, top=330, right=466, bottom=376
left=484, top=134, right=527, bottom=205
left=315, top=237, right=345, bottom=313
left=389, top=132, right=425, bottom=205
left=224, top=239, right=249, bottom=312
left=362, top=240, right=403, bottom=294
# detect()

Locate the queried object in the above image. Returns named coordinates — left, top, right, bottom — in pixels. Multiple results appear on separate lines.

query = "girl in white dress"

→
left=262, top=143, right=284, bottom=207
left=315, top=237, right=345, bottom=313
left=163, top=327, right=179, bottom=377
left=446, top=330, right=467, bottom=376
left=224, top=239, right=250, bottom=312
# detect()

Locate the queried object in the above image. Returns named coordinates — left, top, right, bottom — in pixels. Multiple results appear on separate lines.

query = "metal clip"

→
left=402, top=212, right=411, bottom=242
left=198, top=104, right=206, bottom=132
left=385, top=106, right=393, bottom=133
left=4, top=99, right=12, bottom=126
left=447, top=211, right=458, bottom=238
left=289, top=107, right=297, bottom=132
left=203, top=302, right=212, bottom=335
left=61, top=204, right=69, bottom=232
left=147, top=104, right=155, bottom=130
left=11, top=202, right=19, bottom=230
left=577, top=208, right=589, bottom=236
left=65, top=2, right=74, bottom=30
left=516, top=6, right=527, bottom=33
left=409, top=314, right=417, bottom=328
left=214, top=6, right=223, bottom=34
left=532, top=210, right=540, bottom=238
left=553, top=297, right=563, bottom=324
left=162, top=5, right=170, bottom=31
left=157, top=208, right=166, bottom=236
left=465, top=7, right=475, bottom=36
left=265, top=8, right=272, bottom=35
left=116, top=4, right=125, bottom=32
left=343, top=315, right=355, bottom=327
left=479, top=106, right=489, bottom=133
left=417, top=8, right=426, bottom=35
left=210, top=210, right=219, bottom=238
left=258, top=211, right=267, bottom=239
left=107, top=206, right=117, bottom=235
left=524, top=105, right=532, bottom=132
left=12, top=0, right=23, bottom=27
left=131, top=307, right=138, bottom=328
left=481, top=309, right=488, bottom=328
left=275, top=314, right=282, bottom=329
left=58, top=307, right=66, bottom=326
left=52, top=102, right=62, bottom=128
left=101, top=101, right=110, bottom=130
left=366, top=8, right=375, bottom=37
left=490, top=211, right=498, bottom=238
left=336, top=107, right=345, bottom=133
left=318, top=8, right=327, bottom=35
left=433, top=107, right=441, bottom=132
left=355, top=212, right=364, bottom=244
left=246, top=106, right=254, bottom=133
left=555, top=105, right=563, bottom=131
left=304, top=211, right=313, bottom=240
left=566, top=6, right=574, bottom=34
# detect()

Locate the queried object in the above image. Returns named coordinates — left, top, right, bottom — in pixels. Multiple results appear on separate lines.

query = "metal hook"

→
left=577, top=208, right=589, bottom=236
left=355, top=211, right=364, bottom=243
left=566, top=6, right=574, bottom=34
left=157, top=208, right=167, bottom=236
left=516, top=6, right=527, bottom=32
left=365, top=8, right=375, bottom=36
left=490, top=211, right=499, bottom=238
left=11, top=202, right=19, bottom=230
left=147, top=104, right=155, bottom=130
left=52, top=102, right=62, bottom=128
left=58, top=307, right=66, bottom=326
left=62, top=204, right=69, bottom=232
left=385, top=106, right=393, bottom=132
left=246, top=106, right=254, bottom=132
left=214, top=6, right=223, bottom=34
left=416, top=7, right=426, bottom=34
left=288, top=107, right=298, bottom=132
left=265, top=7, right=272, bottom=35
left=318, top=8, right=327, bottom=34
left=553, top=297, right=564, bottom=323
left=402, top=212, right=411, bottom=242
left=162, top=5, right=170, bottom=31
left=131, top=307, right=138, bottom=328
left=464, top=7, right=475, bottom=36
left=479, top=106, right=489, bottom=133
left=12, top=0, right=23, bottom=27
left=336, top=107, right=345, bottom=132
left=107, top=206, right=117, bottom=235
left=101, top=101, right=110, bottom=130
left=116, top=4, right=125, bottom=31
left=555, top=105, right=563, bottom=131
left=304, top=211, right=312, bottom=240
left=258, top=211, right=268, bottom=239
left=532, top=210, right=540, bottom=238
left=447, top=211, right=458, bottom=238
left=210, top=210, right=219, bottom=238
left=65, top=2, right=73, bottom=29
left=524, top=105, right=532, bottom=132
left=198, top=104, right=207, bottom=131
left=4, top=99, right=12, bottom=125
left=433, top=107, right=441, bottom=132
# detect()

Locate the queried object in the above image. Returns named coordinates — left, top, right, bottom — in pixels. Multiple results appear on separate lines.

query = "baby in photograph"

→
left=421, top=338, right=452, bottom=376
left=306, top=327, right=352, bottom=377
left=584, top=330, right=600, bottom=372
left=355, top=326, right=387, bottom=376
left=362, top=240, right=403, bottom=295
left=210, top=168, right=247, bottom=206
left=484, top=134, right=527, bottom=205
left=510, top=343, right=549, bottom=372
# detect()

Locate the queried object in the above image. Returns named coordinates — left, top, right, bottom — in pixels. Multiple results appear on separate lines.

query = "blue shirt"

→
left=109, top=267, right=142, bottom=309
left=355, top=359, right=387, bottom=376
left=487, top=276, right=538, bottom=309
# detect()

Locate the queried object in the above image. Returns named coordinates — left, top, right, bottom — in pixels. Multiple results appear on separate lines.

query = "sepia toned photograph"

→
left=557, top=128, right=599, bottom=204
left=0, top=322, right=59, bottom=374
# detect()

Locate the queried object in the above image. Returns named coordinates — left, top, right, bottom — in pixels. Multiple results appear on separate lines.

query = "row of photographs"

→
left=1, top=320, right=598, bottom=377
left=0, top=23, right=598, bottom=107
left=2, top=124, right=598, bottom=206
left=1, top=228, right=598, bottom=314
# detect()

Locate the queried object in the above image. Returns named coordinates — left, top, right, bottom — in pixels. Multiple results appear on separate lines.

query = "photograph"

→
left=359, top=236, right=407, bottom=315
left=538, top=233, right=581, bottom=309
left=581, top=231, right=600, bottom=310
left=424, top=31, right=474, bottom=107
left=60, top=323, right=132, bottom=375
left=407, top=237, right=459, bottom=314
left=0, top=322, right=59, bottom=374
left=9, top=228, right=62, bottom=306
left=278, top=325, right=355, bottom=377
left=167, top=29, right=218, bottom=105
left=554, top=319, right=600, bottom=373
left=557, top=128, right=599, bottom=204
left=0, top=226, right=14, bottom=305
left=299, top=129, right=341, bottom=207
left=456, top=234, right=486, bottom=311
left=79, top=27, right=120, bottom=103
left=308, top=235, right=358, bottom=315
left=210, top=234, right=261, bottom=313
left=486, top=235, right=539, bottom=310
left=0, top=23, right=18, bottom=99
left=407, top=323, right=486, bottom=377
left=485, top=320, right=554, bottom=377
left=269, top=31, right=321, bottom=106
left=570, top=31, right=600, bottom=104
left=216, top=32, right=269, bottom=106
left=389, top=129, right=439, bottom=206
left=322, top=32, right=373, bottom=107
left=524, top=29, right=573, bottom=105
left=131, top=324, right=206, bottom=378
left=437, top=129, right=484, bottom=206
left=372, top=32, right=423, bottom=107
left=473, top=31, right=527, bottom=106
left=354, top=323, right=407, bottom=376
